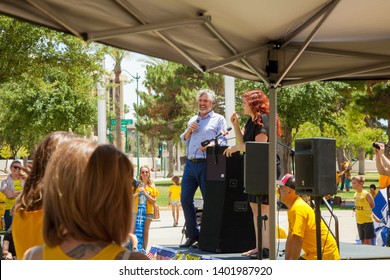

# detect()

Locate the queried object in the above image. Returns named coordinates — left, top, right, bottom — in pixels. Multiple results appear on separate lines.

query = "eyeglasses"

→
left=12, top=166, right=21, bottom=170
left=141, top=171, right=149, bottom=174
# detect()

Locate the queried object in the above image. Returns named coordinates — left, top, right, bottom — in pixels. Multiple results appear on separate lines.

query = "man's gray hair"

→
left=197, top=89, right=216, bottom=104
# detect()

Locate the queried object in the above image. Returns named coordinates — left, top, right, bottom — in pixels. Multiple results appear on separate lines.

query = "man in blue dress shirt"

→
left=179, top=89, right=227, bottom=248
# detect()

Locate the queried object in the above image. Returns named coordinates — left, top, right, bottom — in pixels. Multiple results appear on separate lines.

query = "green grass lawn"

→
left=154, top=180, right=202, bottom=208
left=336, top=172, right=380, bottom=201
left=154, top=172, right=382, bottom=209
left=320, top=172, right=381, bottom=210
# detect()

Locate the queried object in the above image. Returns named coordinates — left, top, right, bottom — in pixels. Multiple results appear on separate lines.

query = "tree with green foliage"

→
left=295, top=107, right=383, bottom=175
left=277, top=82, right=351, bottom=172
left=233, top=79, right=351, bottom=173
left=108, top=49, right=130, bottom=151
left=354, top=81, right=390, bottom=143
left=0, top=16, right=105, bottom=157
left=136, top=61, right=224, bottom=176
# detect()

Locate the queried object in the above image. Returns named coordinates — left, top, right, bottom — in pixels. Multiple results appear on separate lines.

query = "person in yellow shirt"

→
left=0, top=161, right=24, bottom=230
left=12, top=131, right=76, bottom=259
left=0, top=192, right=6, bottom=224
left=168, top=175, right=181, bottom=227
left=131, top=166, right=159, bottom=252
left=277, top=174, right=340, bottom=260
left=23, top=140, right=148, bottom=260
left=336, top=170, right=341, bottom=191
left=339, top=160, right=351, bottom=191
left=352, top=176, right=375, bottom=245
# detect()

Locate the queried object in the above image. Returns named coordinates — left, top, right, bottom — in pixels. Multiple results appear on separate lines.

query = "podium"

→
left=198, top=146, right=256, bottom=253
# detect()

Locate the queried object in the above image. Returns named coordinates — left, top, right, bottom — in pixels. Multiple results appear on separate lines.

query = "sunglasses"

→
left=12, top=166, right=21, bottom=170
left=141, top=171, right=149, bottom=174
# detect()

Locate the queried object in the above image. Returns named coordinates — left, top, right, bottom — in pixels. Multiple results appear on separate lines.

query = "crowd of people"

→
left=1, top=134, right=148, bottom=260
left=1, top=88, right=390, bottom=260
left=178, top=88, right=390, bottom=259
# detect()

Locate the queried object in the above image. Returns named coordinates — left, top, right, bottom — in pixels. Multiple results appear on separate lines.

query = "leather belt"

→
left=189, top=158, right=206, bottom=163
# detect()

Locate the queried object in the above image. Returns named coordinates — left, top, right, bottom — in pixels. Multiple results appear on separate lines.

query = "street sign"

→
left=162, top=150, right=169, bottom=157
left=110, top=119, right=133, bottom=126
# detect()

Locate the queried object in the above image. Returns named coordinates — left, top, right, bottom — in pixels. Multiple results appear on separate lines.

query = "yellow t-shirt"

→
left=169, top=184, right=181, bottom=201
left=336, top=173, right=341, bottom=184
left=0, top=192, right=6, bottom=217
left=4, top=180, right=23, bottom=210
left=288, top=197, right=340, bottom=260
left=42, top=243, right=125, bottom=260
left=13, top=209, right=44, bottom=259
left=378, top=175, right=390, bottom=189
left=354, top=190, right=373, bottom=224
left=132, top=184, right=159, bottom=215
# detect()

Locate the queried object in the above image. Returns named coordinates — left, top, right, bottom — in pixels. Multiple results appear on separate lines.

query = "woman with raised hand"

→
left=12, top=131, right=76, bottom=259
left=1, top=160, right=25, bottom=230
left=223, top=89, right=282, bottom=259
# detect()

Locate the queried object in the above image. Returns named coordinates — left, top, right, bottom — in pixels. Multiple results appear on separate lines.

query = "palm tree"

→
left=109, top=49, right=129, bottom=150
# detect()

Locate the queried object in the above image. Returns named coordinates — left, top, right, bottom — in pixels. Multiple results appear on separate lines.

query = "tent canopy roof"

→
left=1, top=0, right=390, bottom=87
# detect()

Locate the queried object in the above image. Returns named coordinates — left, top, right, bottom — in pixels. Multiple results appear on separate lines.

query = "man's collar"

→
left=198, top=110, right=214, bottom=118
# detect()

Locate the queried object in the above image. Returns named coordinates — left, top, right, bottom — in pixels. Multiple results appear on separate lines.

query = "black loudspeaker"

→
left=295, top=138, right=337, bottom=196
left=199, top=146, right=256, bottom=253
left=244, top=142, right=269, bottom=194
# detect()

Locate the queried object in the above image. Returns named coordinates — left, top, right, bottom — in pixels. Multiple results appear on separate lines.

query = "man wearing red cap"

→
left=277, top=174, right=340, bottom=260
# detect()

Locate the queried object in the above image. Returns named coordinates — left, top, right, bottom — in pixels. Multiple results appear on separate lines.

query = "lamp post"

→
left=134, top=73, right=140, bottom=178
left=124, top=71, right=141, bottom=177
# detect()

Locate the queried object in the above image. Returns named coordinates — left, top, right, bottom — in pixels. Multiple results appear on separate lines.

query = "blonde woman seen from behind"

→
left=23, top=140, right=148, bottom=260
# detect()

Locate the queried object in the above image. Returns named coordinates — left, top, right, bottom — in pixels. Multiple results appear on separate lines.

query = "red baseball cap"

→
left=276, top=174, right=296, bottom=189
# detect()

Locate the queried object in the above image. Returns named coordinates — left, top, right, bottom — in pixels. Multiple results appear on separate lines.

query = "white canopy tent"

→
left=1, top=0, right=390, bottom=259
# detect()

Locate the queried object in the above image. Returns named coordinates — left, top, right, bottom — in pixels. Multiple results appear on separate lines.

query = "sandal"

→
left=241, top=249, right=257, bottom=257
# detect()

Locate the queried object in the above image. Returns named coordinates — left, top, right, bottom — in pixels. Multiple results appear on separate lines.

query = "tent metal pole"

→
left=203, top=21, right=270, bottom=85
left=283, top=61, right=390, bottom=87
left=86, top=16, right=211, bottom=41
left=275, top=0, right=339, bottom=87
left=268, top=86, right=277, bottom=260
left=27, top=0, right=82, bottom=38
left=285, top=44, right=390, bottom=61
left=281, top=0, right=340, bottom=47
left=115, top=0, right=203, bottom=72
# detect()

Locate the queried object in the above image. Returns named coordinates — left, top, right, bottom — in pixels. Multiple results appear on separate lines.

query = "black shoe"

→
left=249, top=248, right=269, bottom=259
left=190, top=242, right=199, bottom=249
left=180, top=237, right=198, bottom=248
left=262, top=248, right=269, bottom=258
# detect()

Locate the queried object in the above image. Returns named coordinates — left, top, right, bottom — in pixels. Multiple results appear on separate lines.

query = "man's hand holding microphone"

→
left=184, top=117, right=200, bottom=141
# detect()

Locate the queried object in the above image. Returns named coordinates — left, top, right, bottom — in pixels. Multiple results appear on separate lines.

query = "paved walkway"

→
left=148, top=208, right=359, bottom=252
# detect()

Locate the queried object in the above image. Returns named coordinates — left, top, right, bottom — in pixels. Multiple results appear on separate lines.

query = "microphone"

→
left=190, top=117, right=201, bottom=134
left=201, top=127, right=231, bottom=147
left=222, top=127, right=232, bottom=136
left=201, top=140, right=211, bottom=147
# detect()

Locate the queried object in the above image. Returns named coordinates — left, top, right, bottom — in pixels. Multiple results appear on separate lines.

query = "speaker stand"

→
left=256, top=194, right=268, bottom=260
left=314, top=196, right=323, bottom=260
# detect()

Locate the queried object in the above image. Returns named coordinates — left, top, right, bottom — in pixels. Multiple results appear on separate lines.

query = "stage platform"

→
left=149, top=242, right=390, bottom=260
